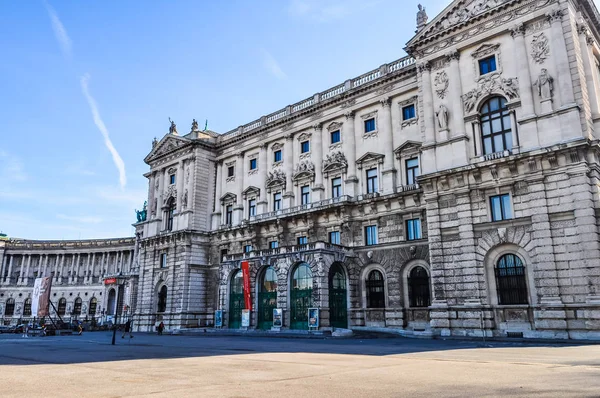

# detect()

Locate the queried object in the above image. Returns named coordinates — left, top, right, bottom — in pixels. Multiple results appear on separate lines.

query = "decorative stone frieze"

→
left=530, top=33, right=550, bottom=64
left=462, top=73, right=520, bottom=113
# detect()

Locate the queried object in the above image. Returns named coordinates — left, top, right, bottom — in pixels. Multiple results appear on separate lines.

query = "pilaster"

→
left=343, top=112, right=359, bottom=197
left=312, top=123, right=325, bottom=200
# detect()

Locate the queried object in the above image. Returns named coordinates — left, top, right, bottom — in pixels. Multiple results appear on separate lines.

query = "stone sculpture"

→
left=168, top=118, right=178, bottom=135
left=416, top=4, right=428, bottom=31
left=436, top=104, right=449, bottom=131
left=534, top=69, right=554, bottom=100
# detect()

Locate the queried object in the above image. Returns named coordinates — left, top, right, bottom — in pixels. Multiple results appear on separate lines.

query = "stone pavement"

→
left=0, top=332, right=599, bottom=397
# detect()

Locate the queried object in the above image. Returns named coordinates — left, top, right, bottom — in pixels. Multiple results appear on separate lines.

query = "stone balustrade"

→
left=222, top=241, right=347, bottom=263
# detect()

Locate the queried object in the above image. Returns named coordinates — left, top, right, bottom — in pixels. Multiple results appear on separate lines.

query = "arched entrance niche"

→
left=229, top=270, right=244, bottom=329
left=329, top=263, right=348, bottom=329
left=289, top=262, right=313, bottom=330
left=257, top=266, right=277, bottom=330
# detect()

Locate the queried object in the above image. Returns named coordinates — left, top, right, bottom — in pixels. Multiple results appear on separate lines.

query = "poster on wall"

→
left=273, top=308, right=283, bottom=328
left=308, top=308, right=319, bottom=328
left=241, top=309, right=250, bottom=327
left=31, top=277, right=52, bottom=317
left=241, top=261, right=252, bottom=311
left=214, top=310, right=223, bottom=328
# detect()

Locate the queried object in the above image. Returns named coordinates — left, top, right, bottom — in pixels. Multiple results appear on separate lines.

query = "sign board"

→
left=241, top=309, right=250, bottom=327
left=273, top=308, right=283, bottom=328
left=31, top=277, right=52, bottom=317
left=241, top=261, right=252, bottom=311
left=104, top=278, right=117, bottom=285
left=214, top=310, right=223, bottom=328
left=308, top=308, right=319, bottom=328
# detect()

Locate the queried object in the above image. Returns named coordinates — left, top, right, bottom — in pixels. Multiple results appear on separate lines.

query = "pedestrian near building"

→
left=122, top=319, right=134, bottom=339
left=157, top=321, right=164, bottom=335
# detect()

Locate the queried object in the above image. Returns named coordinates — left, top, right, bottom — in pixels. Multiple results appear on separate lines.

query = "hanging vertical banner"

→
left=241, top=261, right=252, bottom=311
left=32, top=277, right=52, bottom=317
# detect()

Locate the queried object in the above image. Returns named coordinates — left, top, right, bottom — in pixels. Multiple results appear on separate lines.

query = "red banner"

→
left=104, top=278, right=117, bottom=285
left=241, top=261, right=252, bottom=311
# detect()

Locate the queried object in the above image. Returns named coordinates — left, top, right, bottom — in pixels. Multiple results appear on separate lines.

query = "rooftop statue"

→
left=168, top=118, right=178, bottom=135
left=135, top=201, right=148, bottom=223
left=191, top=119, right=199, bottom=132
left=416, top=4, right=428, bottom=32
left=152, top=137, right=158, bottom=148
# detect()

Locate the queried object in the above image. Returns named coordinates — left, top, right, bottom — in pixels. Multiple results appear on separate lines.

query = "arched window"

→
left=23, top=298, right=32, bottom=316
left=5, top=298, right=15, bottom=316
left=166, top=198, right=176, bottom=231
left=495, top=254, right=528, bottom=305
left=157, top=285, right=167, bottom=313
left=89, top=297, right=97, bottom=315
left=480, top=97, right=512, bottom=155
left=408, top=266, right=430, bottom=308
left=366, top=270, right=385, bottom=308
left=73, top=297, right=82, bottom=315
left=57, top=298, right=67, bottom=316
left=107, top=289, right=116, bottom=315
left=292, top=264, right=312, bottom=290
left=290, top=263, right=313, bottom=330
left=257, top=267, right=278, bottom=329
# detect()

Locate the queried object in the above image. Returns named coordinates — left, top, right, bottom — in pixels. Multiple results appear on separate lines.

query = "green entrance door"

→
left=290, top=263, right=313, bottom=330
left=229, top=271, right=244, bottom=329
left=258, top=267, right=278, bottom=330
left=329, top=264, right=348, bottom=329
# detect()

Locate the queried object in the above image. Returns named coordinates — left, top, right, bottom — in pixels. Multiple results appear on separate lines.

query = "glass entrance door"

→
left=329, top=264, right=347, bottom=329
left=229, top=271, right=244, bottom=328
left=258, top=267, right=278, bottom=330
left=290, top=263, right=313, bottom=330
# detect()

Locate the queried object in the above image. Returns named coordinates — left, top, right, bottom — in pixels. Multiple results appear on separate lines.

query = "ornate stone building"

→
left=2, top=0, right=600, bottom=340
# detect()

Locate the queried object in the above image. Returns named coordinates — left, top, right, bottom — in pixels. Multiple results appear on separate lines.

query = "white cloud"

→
left=56, top=214, right=103, bottom=224
left=80, top=73, right=127, bottom=189
left=288, top=0, right=381, bottom=22
left=44, top=1, right=72, bottom=59
left=261, top=49, right=287, bottom=80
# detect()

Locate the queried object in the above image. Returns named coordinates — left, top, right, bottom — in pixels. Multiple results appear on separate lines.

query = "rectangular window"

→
left=169, top=174, right=176, bottom=185
left=243, top=245, right=252, bottom=253
left=330, top=130, right=341, bottom=144
left=269, top=241, right=279, bottom=249
left=227, top=166, right=235, bottom=177
left=225, top=205, right=233, bottom=225
left=273, top=192, right=282, bottom=211
left=329, top=231, right=341, bottom=245
left=297, top=236, right=308, bottom=245
left=365, top=225, right=378, bottom=246
left=331, top=177, right=342, bottom=198
left=301, top=140, right=310, bottom=153
left=249, top=158, right=257, bottom=170
left=301, top=185, right=310, bottom=205
left=366, top=168, right=378, bottom=194
left=406, top=158, right=420, bottom=185
left=248, top=199, right=256, bottom=218
left=274, top=150, right=282, bottom=163
left=406, top=219, right=422, bottom=241
left=490, top=194, right=513, bottom=222
left=402, top=104, right=416, bottom=120
left=220, top=249, right=228, bottom=258
left=161, top=253, right=167, bottom=268
left=478, top=55, right=497, bottom=75
left=364, top=118, right=376, bottom=133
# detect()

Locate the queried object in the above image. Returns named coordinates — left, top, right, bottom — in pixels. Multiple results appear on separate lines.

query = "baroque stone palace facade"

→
left=3, top=0, right=600, bottom=339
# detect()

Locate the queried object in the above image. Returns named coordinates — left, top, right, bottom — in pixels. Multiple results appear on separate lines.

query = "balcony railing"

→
left=222, top=241, right=347, bottom=262
left=481, top=150, right=511, bottom=161
left=249, top=195, right=351, bottom=222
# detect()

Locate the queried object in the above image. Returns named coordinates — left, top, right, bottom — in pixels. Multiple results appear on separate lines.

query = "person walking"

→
left=157, top=321, right=164, bottom=335
left=77, top=323, right=83, bottom=336
left=121, top=319, right=134, bottom=339
left=22, top=324, right=28, bottom=338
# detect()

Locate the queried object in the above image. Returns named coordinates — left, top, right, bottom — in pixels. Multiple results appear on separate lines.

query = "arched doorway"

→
left=329, top=263, right=347, bottom=328
left=107, top=289, right=116, bottom=315
left=157, top=286, right=167, bottom=312
left=258, top=267, right=277, bottom=330
left=57, top=298, right=67, bottom=316
left=290, top=263, right=312, bottom=330
left=229, top=270, right=244, bottom=329
left=408, top=266, right=430, bottom=307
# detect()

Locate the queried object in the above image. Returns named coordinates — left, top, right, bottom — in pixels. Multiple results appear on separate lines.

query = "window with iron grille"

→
left=4, top=298, right=15, bottom=316
left=408, top=266, right=430, bottom=307
left=225, top=205, right=233, bottom=225
left=331, top=177, right=342, bottom=198
left=248, top=199, right=256, bottom=218
left=273, top=192, right=282, bottom=211
left=490, top=193, right=512, bottom=222
left=406, top=158, right=419, bottom=185
left=301, top=185, right=310, bottom=205
left=366, top=168, right=378, bottom=194
left=365, top=225, right=378, bottom=246
left=329, top=231, right=341, bottom=245
left=366, top=270, right=385, bottom=308
left=406, top=218, right=422, bottom=241
left=23, top=298, right=32, bottom=316
left=495, top=254, right=528, bottom=305
left=480, top=97, right=512, bottom=155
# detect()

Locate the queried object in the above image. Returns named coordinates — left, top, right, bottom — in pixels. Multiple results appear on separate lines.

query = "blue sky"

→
left=2, top=0, right=588, bottom=240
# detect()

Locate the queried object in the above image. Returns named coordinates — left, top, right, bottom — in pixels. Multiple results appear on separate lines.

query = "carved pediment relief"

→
left=145, top=135, right=191, bottom=163
left=271, top=142, right=284, bottom=151
left=297, top=131, right=312, bottom=142
left=394, top=141, right=422, bottom=157
left=327, top=122, right=342, bottom=132
left=356, top=152, right=384, bottom=168
left=163, top=185, right=177, bottom=205
left=471, top=43, right=500, bottom=59
left=220, top=192, right=237, bottom=203
left=323, top=151, right=348, bottom=173
left=242, top=186, right=260, bottom=199
left=266, top=168, right=286, bottom=189
left=293, top=160, right=315, bottom=181
left=462, top=73, right=519, bottom=114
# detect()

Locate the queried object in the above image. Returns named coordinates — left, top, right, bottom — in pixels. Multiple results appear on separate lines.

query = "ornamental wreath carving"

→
left=323, top=151, right=348, bottom=172
left=293, top=160, right=316, bottom=181
left=434, top=71, right=449, bottom=99
left=462, top=73, right=519, bottom=113
left=266, top=168, right=286, bottom=189
left=531, top=33, right=550, bottom=64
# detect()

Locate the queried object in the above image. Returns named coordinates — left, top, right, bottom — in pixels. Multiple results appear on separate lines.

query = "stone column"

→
left=446, top=51, right=468, bottom=134
left=0, top=254, right=7, bottom=284
left=419, top=62, right=436, bottom=144
left=148, top=173, right=156, bottom=220
left=57, top=254, right=64, bottom=283
left=75, top=253, right=81, bottom=282
left=343, top=112, right=358, bottom=197
left=258, top=144, right=268, bottom=213
left=283, top=134, right=295, bottom=207
left=510, top=25, right=535, bottom=118
left=578, top=24, right=600, bottom=116
left=176, top=160, right=184, bottom=211
left=233, top=152, right=245, bottom=225
left=380, top=97, right=396, bottom=194
left=23, top=255, right=31, bottom=285
left=6, top=255, right=14, bottom=284
left=18, top=255, right=25, bottom=285
left=212, top=161, right=223, bottom=229
left=312, top=123, right=325, bottom=201
left=157, top=169, right=165, bottom=227
left=69, top=254, right=75, bottom=284
left=547, top=9, right=575, bottom=107
left=42, top=255, right=48, bottom=277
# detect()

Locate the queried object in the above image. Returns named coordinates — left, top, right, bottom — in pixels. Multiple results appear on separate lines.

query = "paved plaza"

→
left=0, top=333, right=599, bottom=397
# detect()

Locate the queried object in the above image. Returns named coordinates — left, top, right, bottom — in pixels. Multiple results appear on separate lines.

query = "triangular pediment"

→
left=242, top=186, right=260, bottom=198
left=144, top=134, right=192, bottom=164
left=220, top=192, right=237, bottom=203
left=406, top=0, right=515, bottom=48
left=394, top=140, right=422, bottom=155
left=356, top=152, right=385, bottom=165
